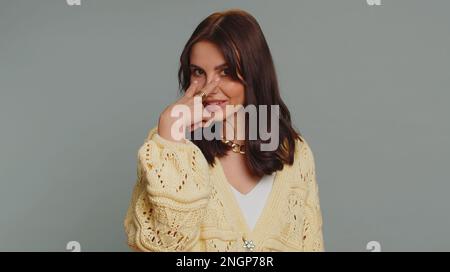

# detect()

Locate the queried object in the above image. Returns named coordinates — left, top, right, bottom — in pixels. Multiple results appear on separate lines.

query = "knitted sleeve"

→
left=124, top=126, right=211, bottom=251
left=299, top=137, right=325, bottom=252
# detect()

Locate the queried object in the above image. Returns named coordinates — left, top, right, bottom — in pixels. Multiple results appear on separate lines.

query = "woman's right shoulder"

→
left=144, top=125, right=159, bottom=141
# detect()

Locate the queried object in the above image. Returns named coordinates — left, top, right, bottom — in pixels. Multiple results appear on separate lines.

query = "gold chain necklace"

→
left=220, top=136, right=246, bottom=154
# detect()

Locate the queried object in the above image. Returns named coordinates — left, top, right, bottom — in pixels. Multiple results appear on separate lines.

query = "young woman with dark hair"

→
left=124, top=9, right=324, bottom=252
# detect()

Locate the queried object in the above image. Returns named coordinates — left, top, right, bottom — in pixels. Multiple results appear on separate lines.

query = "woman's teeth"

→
left=204, top=101, right=227, bottom=106
left=204, top=101, right=227, bottom=112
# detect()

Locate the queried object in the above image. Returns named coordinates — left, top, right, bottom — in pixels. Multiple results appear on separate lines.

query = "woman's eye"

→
left=220, top=68, right=230, bottom=77
left=192, top=69, right=204, bottom=77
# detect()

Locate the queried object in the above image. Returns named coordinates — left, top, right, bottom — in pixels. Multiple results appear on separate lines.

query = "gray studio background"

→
left=1, top=0, right=449, bottom=251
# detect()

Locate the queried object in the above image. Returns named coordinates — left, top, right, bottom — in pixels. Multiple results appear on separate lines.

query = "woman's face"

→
left=189, top=40, right=245, bottom=121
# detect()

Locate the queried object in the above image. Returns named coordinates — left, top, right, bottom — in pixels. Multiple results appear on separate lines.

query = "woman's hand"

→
left=158, top=76, right=221, bottom=143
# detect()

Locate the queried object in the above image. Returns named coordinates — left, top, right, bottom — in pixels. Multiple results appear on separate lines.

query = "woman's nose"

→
left=205, top=75, right=221, bottom=90
left=206, top=74, right=218, bottom=84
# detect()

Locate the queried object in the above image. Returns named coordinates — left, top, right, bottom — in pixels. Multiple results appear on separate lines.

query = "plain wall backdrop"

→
left=1, top=0, right=449, bottom=251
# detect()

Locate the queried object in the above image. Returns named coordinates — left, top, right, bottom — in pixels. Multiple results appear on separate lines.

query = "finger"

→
left=191, top=76, right=221, bottom=100
left=200, top=116, right=215, bottom=128
left=189, top=112, right=216, bottom=132
left=189, top=120, right=202, bottom=132
left=200, top=76, right=221, bottom=97
left=184, top=80, right=200, bottom=97
left=189, top=77, right=221, bottom=120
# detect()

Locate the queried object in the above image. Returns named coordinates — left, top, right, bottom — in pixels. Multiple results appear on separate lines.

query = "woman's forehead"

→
left=190, top=41, right=226, bottom=67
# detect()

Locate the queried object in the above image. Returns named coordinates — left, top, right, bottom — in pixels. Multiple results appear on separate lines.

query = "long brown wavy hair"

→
left=178, top=9, right=302, bottom=177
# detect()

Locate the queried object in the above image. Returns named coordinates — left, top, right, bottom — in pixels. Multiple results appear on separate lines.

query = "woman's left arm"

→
left=300, top=139, right=325, bottom=252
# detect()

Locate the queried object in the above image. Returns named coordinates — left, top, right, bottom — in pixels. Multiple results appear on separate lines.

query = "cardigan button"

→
left=243, top=239, right=255, bottom=251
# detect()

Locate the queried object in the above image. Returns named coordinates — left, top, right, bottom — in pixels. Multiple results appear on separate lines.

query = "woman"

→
left=124, top=9, right=324, bottom=252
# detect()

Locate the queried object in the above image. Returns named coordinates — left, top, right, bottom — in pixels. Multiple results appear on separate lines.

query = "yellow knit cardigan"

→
left=124, top=126, right=324, bottom=252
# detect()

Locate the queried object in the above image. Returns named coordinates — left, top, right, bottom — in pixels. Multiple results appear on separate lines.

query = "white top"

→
left=229, top=173, right=276, bottom=231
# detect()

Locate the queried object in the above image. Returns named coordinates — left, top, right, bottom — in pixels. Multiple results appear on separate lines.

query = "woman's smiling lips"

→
left=203, top=99, right=229, bottom=112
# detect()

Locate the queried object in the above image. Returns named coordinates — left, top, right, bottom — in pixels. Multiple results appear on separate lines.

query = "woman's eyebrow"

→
left=189, top=63, right=229, bottom=70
